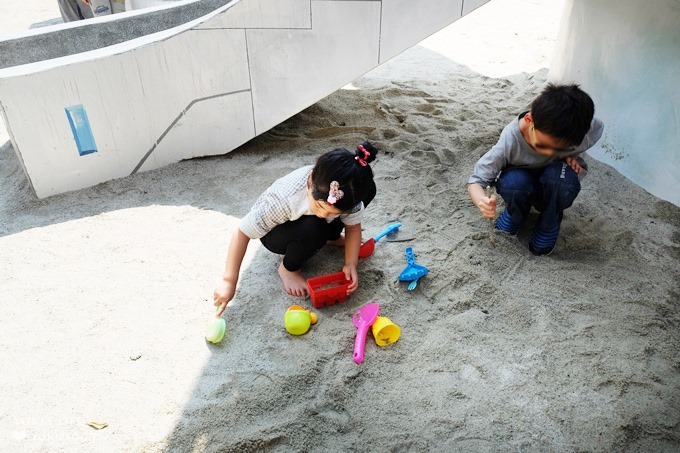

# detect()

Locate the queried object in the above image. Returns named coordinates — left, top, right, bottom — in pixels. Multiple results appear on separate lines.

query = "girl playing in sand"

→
left=214, top=142, right=378, bottom=315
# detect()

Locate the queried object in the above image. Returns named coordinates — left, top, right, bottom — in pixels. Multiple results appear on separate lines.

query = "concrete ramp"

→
left=0, top=0, right=487, bottom=198
left=550, top=0, right=680, bottom=207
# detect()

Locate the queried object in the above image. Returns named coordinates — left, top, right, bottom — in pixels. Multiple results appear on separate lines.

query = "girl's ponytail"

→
left=311, top=141, right=379, bottom=211
left=354, top=142, right=378, bottom=167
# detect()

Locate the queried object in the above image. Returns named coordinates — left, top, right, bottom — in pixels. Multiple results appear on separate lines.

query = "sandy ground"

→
left=1, top=1, right=679, bottom=452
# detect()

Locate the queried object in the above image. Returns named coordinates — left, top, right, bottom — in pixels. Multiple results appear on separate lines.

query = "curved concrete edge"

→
left=0, top=1, right=239, bottom=77
left=0, top=0, right=234, bottom=70
left=0, top=0, right=488, bottom=198
left=549, top=0, right=680, bottom=207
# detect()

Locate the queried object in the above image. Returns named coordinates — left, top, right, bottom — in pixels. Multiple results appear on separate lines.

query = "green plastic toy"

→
left=205, top=310, right=226, bottom=343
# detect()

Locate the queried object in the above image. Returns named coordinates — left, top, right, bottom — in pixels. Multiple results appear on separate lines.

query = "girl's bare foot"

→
left=278, top=263, right=308, bottom=297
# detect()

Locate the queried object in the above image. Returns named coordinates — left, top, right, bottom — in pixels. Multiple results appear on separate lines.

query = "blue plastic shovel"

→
left=398, top=247, right=429, bottom=290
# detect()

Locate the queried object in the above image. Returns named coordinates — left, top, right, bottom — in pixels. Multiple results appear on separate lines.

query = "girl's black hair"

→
left=311, top=141, right=378, bottom=211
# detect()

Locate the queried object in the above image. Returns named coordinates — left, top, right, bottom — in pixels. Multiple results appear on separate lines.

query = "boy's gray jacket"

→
left=468, top=115, right=604, bottom=186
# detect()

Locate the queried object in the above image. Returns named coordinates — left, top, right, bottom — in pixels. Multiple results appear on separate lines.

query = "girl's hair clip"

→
left=326, top=181, right=344, bottom=205
left=355, top=144, right=370, bottom=167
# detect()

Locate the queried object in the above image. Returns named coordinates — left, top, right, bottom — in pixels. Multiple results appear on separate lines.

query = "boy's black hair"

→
left=311, top=141, right=378, bottom=211
left=531, top=83, right=595, bottom=146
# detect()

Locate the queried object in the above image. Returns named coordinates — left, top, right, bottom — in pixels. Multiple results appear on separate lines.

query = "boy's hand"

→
left=343, top=263, right=358, bottom=294
left=468, top=183, right=497, bottom=219
left=477, top=194, right=497, bottom=219
left=213, top=279, right=236, bottom=316
left=565, top=156, right=583, bottom=176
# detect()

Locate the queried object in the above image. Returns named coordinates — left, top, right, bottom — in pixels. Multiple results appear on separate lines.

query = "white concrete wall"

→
left=246, top=1, right=381, bottom=134
left=0, top=0, right=487, bottom=198
left=549, top=0, right=680, bottom=207
left=380, top=0, right=463, bottom=62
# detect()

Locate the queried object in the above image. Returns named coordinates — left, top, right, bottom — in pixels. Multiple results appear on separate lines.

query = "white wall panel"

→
left=462, top=0, right=488, bottom=15
left=0, top=28, right=250, bottom=197
left=199, top=0, right=311, bottom=29
left=138, top=90, right=254, bottom=172
left=380, top=0, right=463, bottom=62
left=247, top=1, right=380, bottom=134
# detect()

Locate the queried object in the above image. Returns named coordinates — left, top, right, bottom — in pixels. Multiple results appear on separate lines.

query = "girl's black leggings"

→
left=260, top=216, right=344, bottom=272
left=261, top=182, right=376, bottom=272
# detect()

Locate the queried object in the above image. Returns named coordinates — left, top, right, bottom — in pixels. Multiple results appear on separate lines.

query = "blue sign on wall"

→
left=65, top=104, right=98, bottom=156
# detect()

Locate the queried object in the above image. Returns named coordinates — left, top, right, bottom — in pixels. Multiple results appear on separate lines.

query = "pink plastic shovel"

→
left=352, top=302, right=380, bottom=364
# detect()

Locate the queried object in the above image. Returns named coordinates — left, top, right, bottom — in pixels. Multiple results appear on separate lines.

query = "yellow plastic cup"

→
left=371, top=316, right=401, bottom=346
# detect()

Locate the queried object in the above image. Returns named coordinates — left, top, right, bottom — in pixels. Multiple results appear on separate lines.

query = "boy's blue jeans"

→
left=495, top=160, right=581, bottom=231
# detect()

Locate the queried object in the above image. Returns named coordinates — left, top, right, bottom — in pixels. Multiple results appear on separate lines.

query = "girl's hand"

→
left=214, top=279, right=236, bottom=316
left=342, top=223, right=361, bottom=294
left=343, top=263, right=359, bottom=294
left=213, top=229, right=250, bottom=317
left=565, top=156, right=583, bottom=176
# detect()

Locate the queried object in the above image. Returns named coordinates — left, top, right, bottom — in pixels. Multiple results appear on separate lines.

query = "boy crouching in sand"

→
left=468, top=83, right=604, bottom=255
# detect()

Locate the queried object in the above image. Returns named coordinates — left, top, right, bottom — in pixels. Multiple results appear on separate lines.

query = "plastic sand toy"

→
left=287, top=305, right=318, bottom=324
left=284, top=309, right=312, bottom=335
left=371, top=316, right=401, bottom=346
left=307, top=272, right=351, bottom=308
left=398, top=247, right=429, bottom=290
left=205, top=316, right=226, bottom=343
left=358, top=222, right=402, bottom=258
left=352, top=302, right=380, bottom=364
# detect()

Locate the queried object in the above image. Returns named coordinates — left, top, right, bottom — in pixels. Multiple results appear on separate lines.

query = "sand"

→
left=1, top=1, right=679, bottom=452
